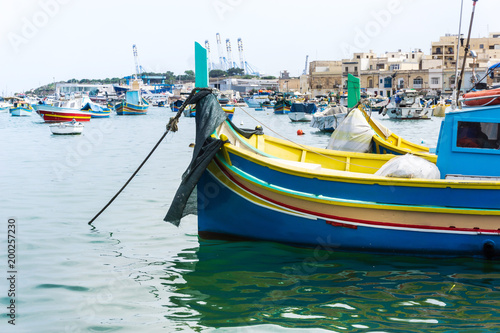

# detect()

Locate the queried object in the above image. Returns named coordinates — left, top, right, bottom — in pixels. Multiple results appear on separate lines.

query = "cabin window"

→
left=456, top=121, right=500, bottom=149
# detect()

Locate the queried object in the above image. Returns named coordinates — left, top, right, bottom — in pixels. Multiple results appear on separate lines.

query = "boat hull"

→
left=49, top=122, right=84, bottom=135
left=198, top=159, right=500, bottom=258
left=10, top=107, right=32, bottom=116
left=288, top=112, right=312, bottom=122
left=115, top=102, right=148, bottom=115
left=34, top=105, right=91, bottom=122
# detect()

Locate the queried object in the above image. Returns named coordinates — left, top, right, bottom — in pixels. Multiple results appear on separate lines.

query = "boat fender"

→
left=297, top=129, right=304, bottom=135
left=482, top=240, right=496, bottom=259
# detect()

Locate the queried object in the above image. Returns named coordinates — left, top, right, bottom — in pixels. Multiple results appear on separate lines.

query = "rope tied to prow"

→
left=88, top=87, right=214, bottom=225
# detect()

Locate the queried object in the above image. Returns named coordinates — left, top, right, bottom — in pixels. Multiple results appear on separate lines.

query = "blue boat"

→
left=288, top=102, right=317, bottom=122
left=81, top=101, right=111, bottom=118
left=166, top=90, right=500, bottom=259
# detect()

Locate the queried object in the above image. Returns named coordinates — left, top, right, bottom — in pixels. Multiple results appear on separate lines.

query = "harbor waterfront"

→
left=2, top=107, right=500, bottom=331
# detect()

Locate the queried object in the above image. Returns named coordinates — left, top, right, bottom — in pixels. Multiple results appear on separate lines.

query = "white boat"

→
left=310, top=105, right=348, bottom=132
left=49, top=119, right=84, bottom=135
left=33, top=95, right=93, bottom=122
left=0, top=98, right=14, bottom=112
left=244, top=91, right=274, bottom=108
left=381, top=90, right=432, bottom=119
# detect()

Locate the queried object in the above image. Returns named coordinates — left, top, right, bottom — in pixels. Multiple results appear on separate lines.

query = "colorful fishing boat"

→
left=166, top=91, right=500, bottom=259
left=273, top=98, right=291, bottom=114
left=33, top=97, right=92, bottom=123
left=10, top=99, right=33, bottom=116
left=115, top=90, right=149, bottom=115
left=170, top=99, right=184, bottom=112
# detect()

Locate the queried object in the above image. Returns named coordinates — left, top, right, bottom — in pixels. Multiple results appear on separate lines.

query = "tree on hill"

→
left=209, top=69, right=227, bottom=78
left=227, top=67, right=245, bottom=76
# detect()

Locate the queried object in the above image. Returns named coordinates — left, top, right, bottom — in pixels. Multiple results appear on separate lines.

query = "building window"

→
left=479, top=44, right=484, bottom=49
left=370, top=65, right=373, bottom=70
left=431, top=77, right=439, bottom=85
left=435, top=47, right=442, bottom=54
left=412, top=54, right=415, bottom=59
left=345, top=67, right=348, bottom=72
left=376, top=64, right=385, bottom=70
left=389, top=64, right=400, bottom=71
left=368, top=79, right=373, bottom=88
left=380, top=79, right=383, bottom=84
left=356, top=55, right=360, bottom=59
left=413, top=77, right=423, bottom=88
left=354, top=66, right=358, bottom=72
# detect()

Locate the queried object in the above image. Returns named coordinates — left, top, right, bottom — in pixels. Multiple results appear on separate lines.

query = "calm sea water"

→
left=1, top=106, right=500, bottom=332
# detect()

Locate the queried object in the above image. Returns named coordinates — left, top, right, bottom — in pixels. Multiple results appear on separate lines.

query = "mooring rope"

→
left=88, top=88, right=212, bottom=225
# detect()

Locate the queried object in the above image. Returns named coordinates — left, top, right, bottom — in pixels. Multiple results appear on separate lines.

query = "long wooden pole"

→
left=456, top=0, right=478, bottom=105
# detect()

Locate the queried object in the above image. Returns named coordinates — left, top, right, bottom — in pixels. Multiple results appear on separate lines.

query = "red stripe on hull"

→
left=37, top=110, right=91, bottom=122
left=214, top=158, right=500, bottom=234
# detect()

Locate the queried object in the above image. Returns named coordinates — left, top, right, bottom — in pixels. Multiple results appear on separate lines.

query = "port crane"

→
left=302, top=55, right=309, bottom=75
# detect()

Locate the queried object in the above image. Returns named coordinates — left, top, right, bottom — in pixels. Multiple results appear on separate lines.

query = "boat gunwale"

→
left=217, top=121, right=500, bottom=189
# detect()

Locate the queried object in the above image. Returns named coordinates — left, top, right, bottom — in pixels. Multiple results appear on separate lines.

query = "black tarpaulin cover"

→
left=164, top=91, right=228, bottom=226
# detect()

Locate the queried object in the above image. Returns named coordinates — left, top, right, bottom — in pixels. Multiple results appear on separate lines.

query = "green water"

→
left=1, top=107, right=499, bottom=332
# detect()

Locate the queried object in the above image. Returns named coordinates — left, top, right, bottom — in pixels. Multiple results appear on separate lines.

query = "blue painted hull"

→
left=197, top=167, right=500, bottom=257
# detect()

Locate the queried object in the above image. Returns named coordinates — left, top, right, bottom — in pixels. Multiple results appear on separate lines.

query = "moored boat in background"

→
left=115, top=86, right=149, bottom=115
left=33, top=96, right=92, bottom=122
left=288, top=102, right=317, bottom=122
left=49, top=119, right=84, bottom=135
left=10, top=98, right=33, bottom=116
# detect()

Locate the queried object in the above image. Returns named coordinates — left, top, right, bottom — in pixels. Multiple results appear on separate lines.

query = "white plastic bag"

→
left=375, top=154, right=441, bottom=179
left=327, top=109, right=374, bottom=152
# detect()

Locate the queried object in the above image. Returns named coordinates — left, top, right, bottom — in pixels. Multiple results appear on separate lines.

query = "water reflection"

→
left=161, top=239, right=500, bottom=331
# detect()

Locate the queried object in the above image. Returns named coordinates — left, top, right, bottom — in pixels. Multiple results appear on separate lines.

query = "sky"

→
left=1, top=0, right=499, bottom=95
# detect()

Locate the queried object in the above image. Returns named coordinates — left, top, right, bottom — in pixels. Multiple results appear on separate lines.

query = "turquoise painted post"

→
left=347, top=73, right=360, bottom=108
left=195, top=42, right=209, bottom=88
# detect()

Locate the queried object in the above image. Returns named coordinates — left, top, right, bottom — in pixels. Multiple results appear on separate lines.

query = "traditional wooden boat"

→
left=115, top=90, right=149, bottom=115
left=10, top=99, right=33, bottom=116
left=170, top=99, right=184, bottom=112
left=49, top=119, right=84, bottom=135
left=273, top=99, right=291, bottom=114
left=461, top=88, right=500, bottom=107
left=167, top=91, right=500, bottom=259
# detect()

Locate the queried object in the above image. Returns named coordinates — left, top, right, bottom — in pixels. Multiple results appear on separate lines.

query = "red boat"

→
left=462, top=88, right=500, bottom=107
left=33, top=104, right=91, bottom=122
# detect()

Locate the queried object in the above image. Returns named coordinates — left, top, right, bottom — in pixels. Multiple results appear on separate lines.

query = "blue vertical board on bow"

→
left=195, top=42, right=209, bottom=88
left=347, top=73, right=360, bottom=108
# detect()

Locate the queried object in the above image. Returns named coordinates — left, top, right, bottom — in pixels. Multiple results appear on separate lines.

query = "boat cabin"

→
left=436, top=105, right=500, bottom=178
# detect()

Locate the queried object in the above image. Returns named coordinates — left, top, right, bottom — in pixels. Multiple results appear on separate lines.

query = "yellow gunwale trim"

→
left=216, top=121, right=500, bottom=190
left=216, top=157, right=500, bottom=216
